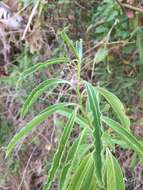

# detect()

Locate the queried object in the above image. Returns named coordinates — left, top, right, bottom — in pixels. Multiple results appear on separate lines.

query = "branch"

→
left=122, top=3, right=143, bottom=14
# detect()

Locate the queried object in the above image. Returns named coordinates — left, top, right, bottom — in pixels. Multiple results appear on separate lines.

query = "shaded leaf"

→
left=17, top=57, right=69, bottom=84
left=6, top=103, right=73, bottom=157
left=43, top=109, right=77, bottom=190
left=106, top=148, right=125, bottom=190
left=62, top=128, right=89, bottom=190
left=97, top=87, right=130, bottom=131
left=85, top=82, right=103, bottom=187
left=102, top=117, right=143, bottom=157
left=67, top=154, right=94, bottom=190
left=21, top=79, right=71, bottom=118
left=61, top=30, right=79, bottom=59
left=94, top=47, right=108, bottom=63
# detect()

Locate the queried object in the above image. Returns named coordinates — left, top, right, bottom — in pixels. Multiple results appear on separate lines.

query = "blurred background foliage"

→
left=0, top=0, right=143, bottom=189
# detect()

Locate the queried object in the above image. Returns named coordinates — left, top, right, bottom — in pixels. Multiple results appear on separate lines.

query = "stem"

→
left=22, top=0, right=41, bottom=40
left=75, top=58, right=88, bottom=121
left=76, top=59, right=84, bottom=112
left=122, top=3, right=143, bottom=14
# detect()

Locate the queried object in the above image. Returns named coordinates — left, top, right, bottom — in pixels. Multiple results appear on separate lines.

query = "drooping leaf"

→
left=21, top=79, right=71, bottom=118
left=43, top=109, right=77, bottom=190
left=6, top=103, right=73, bottom=157
left=17, top=57, right=69, bottom=84
left=102, top=117, right=143, bottom=157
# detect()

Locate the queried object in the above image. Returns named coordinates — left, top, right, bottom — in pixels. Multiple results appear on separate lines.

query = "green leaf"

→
left=17, top=57, right=69, bottom=84
left=61, top=30, right=79, bottom=59
left=102, top=117, right=143, bottom=157
left=62, top=144, right=94, bottom=190
left=62, top=128, right=89, bottom=190
left=43, top=109, right=77, bottom=190
left=56, top=107, right=90, bottom=128
left=60, top=162, right=71, bottom=190
left=0, top=76, right=18, bottom=83
left=60, top=139, right=80, bottom=190
left=97, top=87, right=130, bottom=131
left=6, top=103, right=73, bottom=157
left=106, top=148, right=125, bottom=190
left=21, top=79, right=71, bottom=118
left=67, top=154, right=94, bottom=190
left=85, top=82, right=103, bottom=187
left=60, top=139, right=79, bottom=189
left=137, top=28, right=143, bottom=64
left=94, top=47, right=108, bottom=63
left=76, top=39, right=83, bottom=61
left=89, top=174, right=98, bottom=190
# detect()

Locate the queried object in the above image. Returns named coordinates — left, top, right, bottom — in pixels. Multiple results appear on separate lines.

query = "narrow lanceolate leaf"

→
left=102, top=117, right=143, bottom=157
left=89, top=174, right=98, bottom=190
left=21, top=79, right=71, bottom=118
left=60, top=144, right=94, bottom=190
left=67, top=154, right=94, bottom=190
left=6, top=103, right=73, bottom=157
left=18, top=57, right=69, bottom=82
left=85, top=82, right=103, bottom=187
left=43, top=109, right=77, bottom=190
left=56, top=107, right=89, bottom=128
left=106, top=149, right=125, bottom=190
left=62, top=128, right=89, bottom=190
left=61, top=30, right=79, bottom=60
left=97, top=87, right=130, bottom=131
left=60, top=138, right=81, bottom=190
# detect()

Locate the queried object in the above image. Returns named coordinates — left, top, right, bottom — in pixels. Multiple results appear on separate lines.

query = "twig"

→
left=74, top=1, right=87, bottom=10
left=17, top=3, right=32, bottom=15
left=0, top=186, right=10, bottom=190
left=18, top=147, right=36, bottom=190
left=122, top=3, right=143, bottom=13
left=22, top=0, right=41, bottom=40
left=83, top=40, right=135, bottom=57
left=116, top=0, right=126, bottom=14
